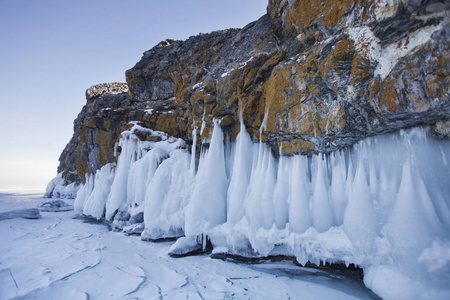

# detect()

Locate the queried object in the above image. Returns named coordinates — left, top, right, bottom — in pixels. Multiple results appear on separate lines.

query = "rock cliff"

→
left=57, top=0, right=449, bottom=185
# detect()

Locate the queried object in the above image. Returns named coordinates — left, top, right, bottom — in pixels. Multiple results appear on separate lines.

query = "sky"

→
left=0, top=0, right=268, bottom=191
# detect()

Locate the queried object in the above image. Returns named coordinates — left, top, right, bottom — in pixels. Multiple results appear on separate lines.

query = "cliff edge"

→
left=56, top=0, right=449, bottom=185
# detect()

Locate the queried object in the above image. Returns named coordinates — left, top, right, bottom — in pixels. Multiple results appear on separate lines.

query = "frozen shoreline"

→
left=0, top=192, right=378, bottom=300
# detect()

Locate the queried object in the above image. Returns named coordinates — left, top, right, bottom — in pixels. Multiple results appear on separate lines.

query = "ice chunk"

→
left=419, top=240, right=450, bottom=273
left=168, top=236, right=202, bottom=257
left=0, top=208, right=41, bottom=220
left=45, top=173, right=80, bottom=199
left=37, top=200, right=73, bottom=212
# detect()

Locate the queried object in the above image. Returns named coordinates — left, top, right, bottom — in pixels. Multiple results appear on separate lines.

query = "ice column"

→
left=288, top=155, right=312, bottom=234
left=330, top=151, right=347, bottom=226
left=226, top=119, right=253, bottom=225
left=143, top=150, right=191, bottom=240
left=343, top=153, right=377, bottom=255
left=185, top=121, right=228, bottom=236
left=74, top=173, right=94, bottom=212
left=244, top=142, right=276, bottom=231
left=311, top=155, right=334, bottom=232
left=105, top=132, right=139, bottom=220
left=273, top=155, right=291, bottom=229
left=83, top=163, right=115, bottom=219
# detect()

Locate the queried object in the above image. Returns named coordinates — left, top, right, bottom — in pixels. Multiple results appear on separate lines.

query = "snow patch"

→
left=348, top=24, right=442, bottom=80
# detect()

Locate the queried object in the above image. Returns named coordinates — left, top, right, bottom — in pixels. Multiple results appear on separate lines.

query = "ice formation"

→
left=74, top=120, right=450, bottom=299
left=45, top=173, right=80, bottom=199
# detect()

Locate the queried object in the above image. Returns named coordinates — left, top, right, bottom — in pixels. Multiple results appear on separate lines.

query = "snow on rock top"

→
left=85, top=82, right=128, bottom=100
left=348, top=22, right=443, bottom=80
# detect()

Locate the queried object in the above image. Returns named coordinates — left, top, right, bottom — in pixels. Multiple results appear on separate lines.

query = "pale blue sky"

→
left=0, top=0, right=267, bottom=191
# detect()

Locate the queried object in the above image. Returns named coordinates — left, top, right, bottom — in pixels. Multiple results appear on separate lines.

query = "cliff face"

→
left=58, top=0, right=449, bottom=184
left=58, top=83, right=131, bottom=183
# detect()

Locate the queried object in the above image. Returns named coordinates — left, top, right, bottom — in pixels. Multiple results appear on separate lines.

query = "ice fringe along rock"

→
left=74, top=121, right=450, bottom=300
left=45, top=173, right=80, bottom=199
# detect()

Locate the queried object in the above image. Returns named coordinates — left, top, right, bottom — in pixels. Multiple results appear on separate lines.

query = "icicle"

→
left=376, top=165, right=398, bottom=224
left=384, top=159, right=443, bottom=271
left=259, top=107, right=269, bottom=139
left=200, top=111, right=206, bottom=136
left=261, top=151, right=276, bottom=229
left=143, top=150, right=191, bottom=240
left=273, top=154, right=290, bottom=229
left=105, top=132, right=138, bottom=220
left=343, top=153, right=377, bottom=247
left=83, top=163, right=115, bottom=219
left=126, top=148, right=163, bottom=216
left=185, top=120, right=228, bottom=236
left=288, top=155, right=312, bottom=234
left=330, top=151, right=346, bottom=226
left=74, top=172, right=94, bottom=212
left=311, top=155, right=333, bottom=232
left=368, top=157, right=378, bottom=200
left=190, top=126, right=197, bottom=176
left=245, top=143, right=276, bottom=231
left=226, top=117, right=253, bottom=225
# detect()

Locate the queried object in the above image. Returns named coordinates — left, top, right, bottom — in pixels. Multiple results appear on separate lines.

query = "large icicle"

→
left=311, top=155, right=333, bottom=232
left=226, top=120, right=253, bottom=225
left=343, top=151, right=378, bottom=263
left=245, top=142, right=276, bottom=232
left=288, top=155, right=311, bottom=234
left=273, top=155, right=290, bottom=229
left=142, top=150, right=191, bottom=240
left=74, top=173, right=94, bottom=212
left=185, top=120, right=228, bottom=236
left=330, top=151, right=347, bottom=226
left=384, top=159, right=442, bottom=275
left=83, top=163, right=115, bottom=219
left=190, top=127, right=197, bottom=176
left=128, top=147, right=166, bottom=217
left=105, top=131, right=139, bottom=220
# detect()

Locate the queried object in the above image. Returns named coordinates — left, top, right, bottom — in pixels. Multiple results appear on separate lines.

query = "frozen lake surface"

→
left=0, top=192, right=379, bottom=299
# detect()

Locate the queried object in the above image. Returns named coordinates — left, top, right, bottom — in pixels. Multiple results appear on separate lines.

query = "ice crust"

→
left=74, top=122, right=450, bottom=299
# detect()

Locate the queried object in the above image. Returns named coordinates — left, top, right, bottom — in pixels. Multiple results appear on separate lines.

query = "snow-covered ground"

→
left=0, top=192, right=379, bottom=300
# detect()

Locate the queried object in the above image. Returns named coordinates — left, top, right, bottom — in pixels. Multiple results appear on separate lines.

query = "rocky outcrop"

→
left=58, top=82, right=135, bottom=183
left=56, top=0, right=449, bottom=184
